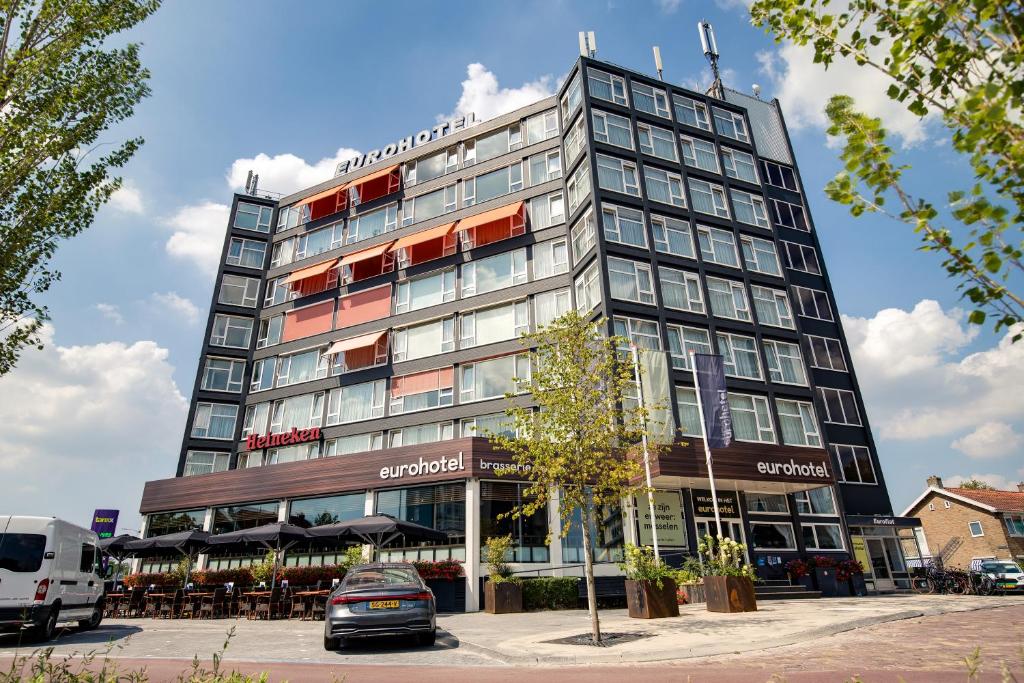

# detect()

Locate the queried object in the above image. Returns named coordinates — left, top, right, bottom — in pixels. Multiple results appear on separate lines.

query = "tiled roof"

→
left=946, top=487, right=1024, bottom=513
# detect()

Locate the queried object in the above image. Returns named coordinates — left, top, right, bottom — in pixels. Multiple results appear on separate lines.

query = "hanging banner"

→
left=693, top=354, right=733, bottom=448
left=639, top=348, right=674, bottom=445
left=90, top=509, right=119, bottom=539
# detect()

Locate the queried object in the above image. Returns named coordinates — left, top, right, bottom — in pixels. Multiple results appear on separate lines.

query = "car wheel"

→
left=78, top=603, right=103, bottom=631
left=324, top=635, right=340, bottom=651
left=419, top=630, right=436, bottom=647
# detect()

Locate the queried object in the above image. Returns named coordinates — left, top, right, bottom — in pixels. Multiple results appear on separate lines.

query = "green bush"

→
left=521, top=577, right=579, bottom=611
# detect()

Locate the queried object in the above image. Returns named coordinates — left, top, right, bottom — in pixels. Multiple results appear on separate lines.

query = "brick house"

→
left=902, top=476, right=1024, bottom=568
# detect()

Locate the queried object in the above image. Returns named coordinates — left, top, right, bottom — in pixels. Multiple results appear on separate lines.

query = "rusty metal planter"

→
left=625, top=578, right=679, bottom=619
left=704, top=575, right=757, bottom=613
left=484, top=580, right=522, bottom=614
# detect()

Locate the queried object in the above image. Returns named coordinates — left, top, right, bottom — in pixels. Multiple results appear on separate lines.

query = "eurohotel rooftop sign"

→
left=335, top=113, right=477, bottom=177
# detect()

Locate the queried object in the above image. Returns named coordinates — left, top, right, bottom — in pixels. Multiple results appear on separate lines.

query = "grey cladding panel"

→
left=723, top=89, right=793, bottom=165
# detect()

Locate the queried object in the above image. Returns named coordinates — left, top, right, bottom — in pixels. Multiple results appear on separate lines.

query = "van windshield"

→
left=0, top=533, right=47, bottom=572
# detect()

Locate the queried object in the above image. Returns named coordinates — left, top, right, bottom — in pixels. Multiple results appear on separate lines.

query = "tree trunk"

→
left=581, top=505, right=601, bottom=643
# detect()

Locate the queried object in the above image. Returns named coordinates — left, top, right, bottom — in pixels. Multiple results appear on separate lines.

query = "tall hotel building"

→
left=140, top=55, right=914, bottom=608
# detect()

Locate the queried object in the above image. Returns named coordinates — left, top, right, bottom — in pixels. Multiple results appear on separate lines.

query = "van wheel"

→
left=31, top=605, right=59, bottom=643
left=79, top=603, right=103, bottom=631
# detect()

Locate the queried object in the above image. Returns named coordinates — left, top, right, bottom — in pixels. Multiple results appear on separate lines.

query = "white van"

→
left=0, top=516, right=104, bottom=641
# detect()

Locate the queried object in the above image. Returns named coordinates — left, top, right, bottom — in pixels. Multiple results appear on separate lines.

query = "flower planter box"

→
left=680, top=583, right=706, bottom=605
left=849, top=573, right=868, bottom=597
left=796, top=574, right=815, bottom=591
left=813, top=567, right=839, bottom=597
left=704, top=575, right=757, bottom=613
left=484, top=580, right=522, bottom=614
left=426, top=578, right=465, bottom=613
left=625, top=578, right=679, bottom=619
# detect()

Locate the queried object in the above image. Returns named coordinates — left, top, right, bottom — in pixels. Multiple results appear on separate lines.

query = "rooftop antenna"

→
left=653, top=46, right=664, bottom=80
left=578, top=31, right=597, bottom=58
left=244, top=170, right=259, bottom=196
left=698, top=20, right=723, bottom=98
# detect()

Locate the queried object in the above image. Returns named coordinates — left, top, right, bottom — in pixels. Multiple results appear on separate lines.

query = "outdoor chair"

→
left=236, top=592, right=257, bottom=620
left=179, top=592, right=201, bottom=619
left=289, top=594, right=307, bottom=620
left=200, top=588, right=227, bottom=619
left=123, top=587, right=146, bottom=617
left=254, top=587, right=281, bottom=620
left=158, top=590, right=183, bottom=619
left=311, top=594, right=327, bottom=621
left=142, top=593, right=161, bottom=618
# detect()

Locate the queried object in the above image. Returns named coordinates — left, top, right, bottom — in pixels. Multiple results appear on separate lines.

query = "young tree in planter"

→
left=485, top=311, right=661, bottom=643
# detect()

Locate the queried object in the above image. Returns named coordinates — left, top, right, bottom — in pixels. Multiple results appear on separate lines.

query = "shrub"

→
left=413, top=559, right=465, bottom=581
left=280, top=564, right=346, bottom=586
left=123, top=572, right=178, bottom=588
left=521, top=577, right=579, bottom=610
left=250, top=550, right=276, bottom=585
left=483, top=535, right=514, bottom=583
left=809, top=555, right=838, bottom=570
left=785, top=558, right=811, bottom=579
left=192, top=567, right=254, bottom=587
left=618, top=544, right=676, bottom=587
left=836, top=559, right=865, bottom=581
left=697, top=534, right=756, bottom=580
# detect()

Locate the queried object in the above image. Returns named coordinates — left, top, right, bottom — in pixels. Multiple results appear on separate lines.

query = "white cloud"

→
left=151, top=292, right=200, bottom=325
left=756, top=42, right=932, bottom=147
left=842, top=300, right=1024, bottom=441
left=943, top=473, right=1018, bottom=491
left=226, top=147, right=361, bottom=197
left=163, top=201, right=230, bottom=275
left=95, top=303, right=124, bottom=326
left=0, top=324, right=188, bottom=533
left=656, top=0, right=681, bottom=12
left=108, top=181, right=144, bottom=214
left=440, top=63, right=555, bottom=125
left=951, top=422, right=1024, bottom=459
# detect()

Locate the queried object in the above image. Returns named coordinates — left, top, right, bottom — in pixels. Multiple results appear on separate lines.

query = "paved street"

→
left=0, top=595, right=1021, bottom=681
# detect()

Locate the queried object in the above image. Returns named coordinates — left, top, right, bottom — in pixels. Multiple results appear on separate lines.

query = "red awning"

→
left=297, top=182, right=349, bottom=207
left=339, top=241, right=395, bottom=266
left=325, top=330, right=387, bottom=356
left=388, top=222, right=457, bottom=252
left=350, top=164, right=399, bottom=190
left=282, top=258, right=339, bottom=285
left=453, top=201, right=525, bottom=233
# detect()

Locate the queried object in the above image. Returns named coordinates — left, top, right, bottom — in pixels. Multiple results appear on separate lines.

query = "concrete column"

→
left=623, top=495, right=640, bottom=547
left=362, top=491, right=375, bottom=562
left=548, top=486, right=563, bottom=576
left=197, top=507, right=214, bottom=571
left=464, top=478, right=481, bottom=611
left=277, top=500, right=288, bottom=522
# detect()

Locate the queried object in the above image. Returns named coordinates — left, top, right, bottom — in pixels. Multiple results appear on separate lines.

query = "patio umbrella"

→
left=124, top=530, right=211, bottom=586
left=307, top=514, right=448, bottom=558
left=207, top=523, right=311, bottom=590
left=99, top=534, right=139, bottom=586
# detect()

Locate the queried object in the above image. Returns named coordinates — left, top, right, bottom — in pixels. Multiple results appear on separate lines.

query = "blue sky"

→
left=4, top=0, right=1021, bottom=535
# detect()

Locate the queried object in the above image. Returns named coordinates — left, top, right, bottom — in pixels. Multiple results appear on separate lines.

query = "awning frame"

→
left=339, top=241, right=396, bottom=285
left=349, top=165, right=401, bottom=206
left=389, top=222, right=458, bottom=269
left=455, top=201, right=526, bottom=250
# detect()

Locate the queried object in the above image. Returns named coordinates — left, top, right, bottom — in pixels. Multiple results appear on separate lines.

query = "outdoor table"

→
left=243, top=591, right=273, bottom=597
left=292, top=590, right=330, bottom=597
left=106, top=592, right=128, bottom=598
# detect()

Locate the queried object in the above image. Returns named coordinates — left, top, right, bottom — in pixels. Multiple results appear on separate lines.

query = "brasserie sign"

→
left=336, top=113, right=477, bottom=176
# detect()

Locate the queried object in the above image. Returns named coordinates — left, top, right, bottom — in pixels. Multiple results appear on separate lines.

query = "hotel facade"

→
left=139, top=55, right=913, bottom=608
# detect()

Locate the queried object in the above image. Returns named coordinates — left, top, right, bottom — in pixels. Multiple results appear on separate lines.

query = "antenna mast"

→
left=698, top=21, right=723, bottom=98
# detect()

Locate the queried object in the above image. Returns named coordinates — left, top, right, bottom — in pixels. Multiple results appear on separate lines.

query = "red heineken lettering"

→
left=245, top=427, right=321, bottom=451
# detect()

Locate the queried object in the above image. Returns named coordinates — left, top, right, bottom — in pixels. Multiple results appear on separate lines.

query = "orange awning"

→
left=453, top=201, right=525, bottom=233
left=297, top=182, right=349, bottom=207
left=339, top=241, right=395, bottom=266
left=388, top=222, right=456, bottom=252
left=350, top=164, right=399, bottom=189
left=282, top=258, right=339, bottom=285
left=325, top=330, right=387, bottom=356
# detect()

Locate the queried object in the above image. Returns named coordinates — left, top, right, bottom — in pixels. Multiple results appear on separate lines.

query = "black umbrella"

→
left=207, top=523, right=311, bottom=589
left=124, top=530, right=212, bottom=586
left=99, top=534, right=139, bottom=586
left=307, top=514, right=448, bottom=558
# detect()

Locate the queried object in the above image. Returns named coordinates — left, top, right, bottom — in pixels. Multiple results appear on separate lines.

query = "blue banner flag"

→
left=693, top=354, right=733, bottom=449
left=90, top=509, right=119, bottom=539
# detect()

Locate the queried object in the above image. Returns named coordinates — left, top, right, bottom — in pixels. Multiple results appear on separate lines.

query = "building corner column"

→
left=465, top=478, right=481, bottom=611
left=197, top=507, right=214, bottom=571
left=548, top=486, right=564, bottom=576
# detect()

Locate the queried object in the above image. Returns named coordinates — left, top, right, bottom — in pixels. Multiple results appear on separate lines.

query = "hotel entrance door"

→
left=866, top=537, right=897, bottom=591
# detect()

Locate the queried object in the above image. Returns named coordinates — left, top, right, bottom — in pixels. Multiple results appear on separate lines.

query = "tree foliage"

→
left=957, top=478, right=996, bottom=491
left=751, top=0, right=1023, bottom=339
left=0, top=0, right=159, bottom=376
left=485, top=311, right=662, bottom=642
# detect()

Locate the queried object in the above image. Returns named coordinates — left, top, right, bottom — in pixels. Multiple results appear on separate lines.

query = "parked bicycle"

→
left=911, top=564, right=968, bottom=594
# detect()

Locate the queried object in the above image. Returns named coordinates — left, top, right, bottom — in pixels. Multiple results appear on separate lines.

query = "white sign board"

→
left=638, top=490, right=686, bottom=547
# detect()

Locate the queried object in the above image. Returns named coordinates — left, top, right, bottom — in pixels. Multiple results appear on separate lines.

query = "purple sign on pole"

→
left=90, top=509, right=119, bottom=539
left=693, top=354, right=733, bottom=449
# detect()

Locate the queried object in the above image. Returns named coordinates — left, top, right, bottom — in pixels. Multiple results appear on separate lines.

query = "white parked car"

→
left=0, top=516, right=105, bottom=641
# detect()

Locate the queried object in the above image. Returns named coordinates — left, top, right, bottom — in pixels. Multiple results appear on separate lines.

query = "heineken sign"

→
left=245, top=427, right=321, bottom=451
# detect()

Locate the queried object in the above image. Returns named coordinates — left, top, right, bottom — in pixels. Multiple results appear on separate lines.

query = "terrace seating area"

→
left=103, top=583, right=333, bottom=621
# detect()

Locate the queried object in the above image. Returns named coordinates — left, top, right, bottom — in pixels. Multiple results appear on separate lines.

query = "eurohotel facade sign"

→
left=335, top=113, right=477, bottom=176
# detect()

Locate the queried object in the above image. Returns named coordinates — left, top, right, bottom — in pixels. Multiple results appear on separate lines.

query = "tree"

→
left=0, top=0, right=159, bottom=376
left=957, top=479, right=996, bottom=491
left=751, top=0, right=1023, bottom=340
left=485, top=311, right=660, bottom=643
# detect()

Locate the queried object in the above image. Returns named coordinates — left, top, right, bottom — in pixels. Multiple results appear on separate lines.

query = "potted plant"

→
left=785, top=558, right=814, bottom=590
left=483, top=535, right=522, bottom=614
left=698, top=534, right=757, bottom=613
left=413, top=559, right=465, bottom=612
left=673, top=560, right=705, bottom=605
left=837, top=559, right=867, bottom=596
left=619, top=544, right=679, bottom=618
left=809, top=555, right=840, bottom=597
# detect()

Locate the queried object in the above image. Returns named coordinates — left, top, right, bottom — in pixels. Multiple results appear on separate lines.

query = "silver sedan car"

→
left=324, top=562, right=436, bottom=650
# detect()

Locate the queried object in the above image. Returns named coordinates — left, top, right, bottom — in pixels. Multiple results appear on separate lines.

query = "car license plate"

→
left=369, top=600, right=400, bottom=609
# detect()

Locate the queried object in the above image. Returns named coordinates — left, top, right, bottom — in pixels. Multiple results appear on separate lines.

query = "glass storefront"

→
left=376, top=483, right=466, bottom=561
left=480, top=481, right=549, bottom=562
left=564, top=499, right=624, bottom=563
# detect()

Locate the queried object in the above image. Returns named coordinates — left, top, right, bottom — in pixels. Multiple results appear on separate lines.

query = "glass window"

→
left=534, top=288, right=572, bottom=328
left=270, top=237, right=295, bottom=268
left=713, top=107, right=749, bottom=143
left=295, top=222, right=344, bottom=260
left=659, top=267, right=704, bottom=314
left=741, top=235, right=782, bottom=276
left=407, top=148, right=451, bottom=186
left=263, top=276, right=289, bottom=307
left=613, top=316, right=662, bottom=351
left=390, top=421, right=454, bottom=448
left=234, top=202, right=273, bottom=232
left=571, top=207, right=597, bottom=265
left=326, top=379, right=386, bottom=425
left=680, top=136, right=720, bottom=173
left=480, top=482, right=549, bottom=563
left=632, top=82, right=670, bottom=117
left=561, top=71, right=582, bottom=118
left=460, top=353, right=530, bottom=403
left=474, top=125, right=521, bottom=164
left=674, top=386, right=701, bottom=436
left=751, top=285, right=795, bottom=329
left=819, top=387, right=862, bottom=426
left=764, top=340, right=807, bottom=385
left=242, top=402, right=270, bottom=436
left=587, top=67, right=627, bottom=106
left=637, top=123, right=678, bottom=161
left=717, top=332, right=762, bottom=380
left=564, top=114, right=586, bottom=162
left=750, top=522, right=796, bottom=550
left=460, top=249, right=526, bottom=297
left=596, top=154, right=640, bottom=196
left=402, top=186, right=454, bottom=227
left=761, top=160, right=798, bottom=191
left=389, top=371, right=454, bottom=415
left=392, top=316, right=455, bottom=361
left=183, top=450, right=229, bottom=476
left=706, top=277, right=751, bottom=322
left=269, top=391, right=324, bottom=431
left=602, top=204, right=646, bottom=247
left=575, top=261, right=601, bottom=312
left=145, top=509, right=205, bottom=538
left=803, top=524, right=844, bottom=550
left=528, top=150, right=562, bottom=186
left=563, top=499, right=624, bottom=562
left=728, top=393, right=775, bottom=443
left=780, top=241, right=821, bottom=275
left=376, top=483, right=466, bottom=551
left=191, top=403, right=238, bottom=440
left=746, top=493, right=789, bottom=514
left=534, top=238, right=569, bottom=278
left=651, top=214, right=695, bottom=258
left=202, top=357, right=245, bottom=393
left=249, top=357, right=276, bottom=392
left=289, top=493, right=365, bottom=528
left=395, top=267, right=456, bottom=313
left=667, top=325, right=711, bottom=371
left=771, top=199, right=809, bottom=231
left=218, top=274, right=259, bottom=308
left=688, top=178, right=730, bottom=217
left=732, top=189, right=770, bottom=228
left=275, top=347, right=327, bottom=387
left=608, top=256, right=655, bottom=305
left=324, top=432, right=384, bottom=457
left=591, top=110, right=634, bottom=149
left=644, top=166, right=685, bottom=206
left=527, top=190, right=565, bottom=229
left=1002, top=515, right=1024, bottom=537
left=210, top=314, right=253, bottom=349
left=526, top=109, right=559, bottom=145
left=466, top=163, right=523, bottom=206
left=793, top=286, right=833, bottom=321
left=721, top=148, right=759, bottom=184
left=349, top=202, right=398, bottom=241
left=226, top=237, right=266, bottom=269
left=697, top=225, right=739, bottom=267
left=256, top=315, right=283, bottom=349
left=968, top=521, right=984, bottom=537
left=212, top=502, right=279, bottom=535
left=460, top=301, right=529, bottom=348
left=834, top=444, right=876, bottom=484
left=461, top=412, right=517, bottom=438
left=673, top=95, right=711, bottom=130
left=795, top=487, right=837, bottom=515
left=776, top=398, right=821, bottom=447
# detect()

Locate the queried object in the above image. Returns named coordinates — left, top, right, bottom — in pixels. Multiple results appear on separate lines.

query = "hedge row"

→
left=521, top=577, right=579, bottom=611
